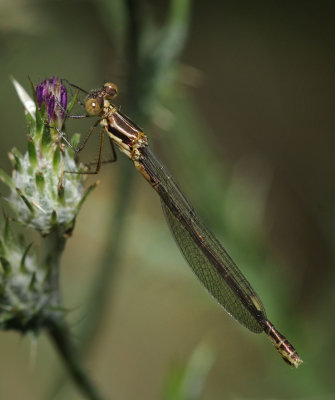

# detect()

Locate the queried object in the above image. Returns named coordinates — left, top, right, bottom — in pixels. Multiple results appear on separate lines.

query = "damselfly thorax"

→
left=100, top=101, right=148, bottom=161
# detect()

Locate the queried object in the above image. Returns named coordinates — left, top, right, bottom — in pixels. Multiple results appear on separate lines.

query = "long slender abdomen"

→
left=263, top=320, right=303, bottom=367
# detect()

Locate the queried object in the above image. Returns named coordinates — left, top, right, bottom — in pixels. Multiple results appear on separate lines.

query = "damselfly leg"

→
left=54, top=123, right=117, bottom=174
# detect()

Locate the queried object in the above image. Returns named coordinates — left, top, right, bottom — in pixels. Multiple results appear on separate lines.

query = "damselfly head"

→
left=84, top=82, right=118, bottom=116
left=85, top=95, right=103, bottom=116
left=103, top=82, right=118, bottom=99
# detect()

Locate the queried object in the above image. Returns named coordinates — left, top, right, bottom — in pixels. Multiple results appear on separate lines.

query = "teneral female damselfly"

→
left=59, top=82, right=302, bottom=367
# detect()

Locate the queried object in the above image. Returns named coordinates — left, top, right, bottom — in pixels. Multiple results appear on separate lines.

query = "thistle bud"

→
left=36, top=77, right=67, bottom=129
left=0, top=78, right=96, bottom=236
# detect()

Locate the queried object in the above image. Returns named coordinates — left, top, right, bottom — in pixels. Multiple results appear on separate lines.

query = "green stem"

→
left=48, top=318, right=105, bottom=400
left=43, top=230, right=104, bottom=400
left=43, top=230, right=66, bottom=304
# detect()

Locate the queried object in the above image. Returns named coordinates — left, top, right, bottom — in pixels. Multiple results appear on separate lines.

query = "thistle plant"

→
left=4, top=77, right=92, bottom=236
left=0, top=78, right=100, bottom=399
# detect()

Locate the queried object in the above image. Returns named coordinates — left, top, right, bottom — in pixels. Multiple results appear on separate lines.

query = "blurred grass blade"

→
left=159, top=0, right=192, bottom=63
left=98, top=0, right=127, bottom=57
left=163, top=343, right=215, bottom=400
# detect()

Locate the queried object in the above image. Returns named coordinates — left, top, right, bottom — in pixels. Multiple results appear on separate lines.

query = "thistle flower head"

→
left=36, top=77, right=67, bottom=129
left=0, top=77, right=96, bottom=236
left=0, top=77, right=97, bottom=334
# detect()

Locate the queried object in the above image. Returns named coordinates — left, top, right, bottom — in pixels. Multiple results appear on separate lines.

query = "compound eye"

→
left=104, top=82, right=118, bottom=98
left=85, top=97, right=102, bottom=116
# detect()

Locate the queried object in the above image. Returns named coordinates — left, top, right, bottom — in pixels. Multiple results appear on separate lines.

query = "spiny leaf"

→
left=70, top=133, right=81, bottom=148
left=67, top=89, right=79, bottom=114
left=3, top=217, right=15, bottom=246
left=0, top=312, right=15, bottom=324
left=52, top=147, right=61, bottom=172
left=0, top=169, right=15, bottom=189
left=12, top=148, right=24, bottom=170
left=29, top=272, right=36, bottom=291
left=28, top=140, right=38, bottom=168
left=42, top=123, right=52, bottom=152
left=35, top=101, right=46, bottom=140
left=26, top=111, right=36, bottom=136
left=20, top=243, right=33, bottom=273
left=8, top=151, right=22, bottom=172
left=16, top=189, right=34, bottom=213
left=35, top=172, right=45, bottom=192
left=0, top=257, right=11, bottom=274
left=0, top=239, right=6, bottom=257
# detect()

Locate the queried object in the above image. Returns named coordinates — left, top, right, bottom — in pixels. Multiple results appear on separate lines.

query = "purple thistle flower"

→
left=36, top=77, right=67, bottom=128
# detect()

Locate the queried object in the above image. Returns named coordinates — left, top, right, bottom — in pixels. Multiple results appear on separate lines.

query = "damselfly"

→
left=60, top=82, right=303, bottom=367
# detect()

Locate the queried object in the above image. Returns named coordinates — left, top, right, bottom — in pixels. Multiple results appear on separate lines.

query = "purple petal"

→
left=35, top=77, right=68, bottom=127
left=47, top=96, right=55, bottom=121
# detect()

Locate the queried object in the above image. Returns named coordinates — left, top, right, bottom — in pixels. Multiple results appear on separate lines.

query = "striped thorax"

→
left=102, top=100, right=148, bottom=161
left=84, top=82, right=148, bottom=161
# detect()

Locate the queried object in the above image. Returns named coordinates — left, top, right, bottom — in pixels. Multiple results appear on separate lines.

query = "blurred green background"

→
left=0, top=0, right=334, bottom=399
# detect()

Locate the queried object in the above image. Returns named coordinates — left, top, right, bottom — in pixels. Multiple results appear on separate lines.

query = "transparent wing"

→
left=141, top=146, right=266, bottom=333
